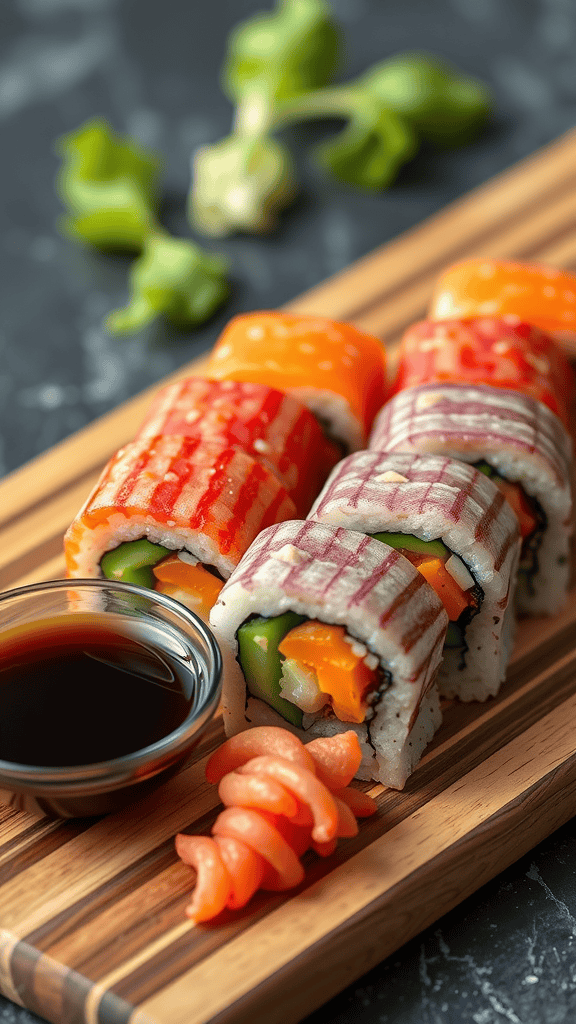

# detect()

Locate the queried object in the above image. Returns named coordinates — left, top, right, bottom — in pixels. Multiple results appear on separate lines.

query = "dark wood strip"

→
left=0, top=533, right=67, bottom=591
left=5, top=937, right=136, bottom=1024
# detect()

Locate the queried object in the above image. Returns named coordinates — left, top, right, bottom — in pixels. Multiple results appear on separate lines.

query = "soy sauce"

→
left=0, top=617, right=195, bottom=766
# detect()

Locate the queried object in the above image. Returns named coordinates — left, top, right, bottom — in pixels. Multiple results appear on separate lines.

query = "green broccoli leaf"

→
left=190, top=134, right=298, bottom=236
left=222, top=0, right=341, bottom=105
left=314, top=93, right=417, bottom=190
left=359, top=52, right=493, bottom=146
left=56, top=118, right=162, bottom=250
left=105, top=234, right=230, bottom=335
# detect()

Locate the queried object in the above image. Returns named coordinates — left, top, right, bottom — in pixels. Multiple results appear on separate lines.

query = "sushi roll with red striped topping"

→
left=369, top=384, right=572, bottom=616
left=308, top=451, right=521, bottom=701
left=135, top=377, right=341, bottom=518
left=209, top=520, right=448, bottom=789
left=392, top=316, right=573, bottom=428
left=64, top=435, right=297, bottom=621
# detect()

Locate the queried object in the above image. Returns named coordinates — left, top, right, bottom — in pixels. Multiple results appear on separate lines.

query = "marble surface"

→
left=1, top=0, right=576, bottom=1021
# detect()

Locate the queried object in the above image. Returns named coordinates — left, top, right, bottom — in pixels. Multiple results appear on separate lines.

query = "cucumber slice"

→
left=371, top=531, right=449, bottom=560
left=444, top=621, right=464, bottom=648
left=100, top=539, right=171, bottom=589
left=473, top=460, right=495, bottom=478
left=237, top=612, right=305, bottom=727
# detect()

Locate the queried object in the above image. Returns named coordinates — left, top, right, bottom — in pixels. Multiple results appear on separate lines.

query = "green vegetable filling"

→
left=370, top=531, right=482, bottom=655
left=237, top=611, right=305, bottom=727
left=370, top=531, right=449, bottom=560
left=100, top=539, right=170, bottom=589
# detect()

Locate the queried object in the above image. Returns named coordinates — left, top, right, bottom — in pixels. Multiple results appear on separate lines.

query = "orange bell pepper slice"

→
left=153, top=553, right=223, bottom=611
left=415, top=557, right=469, bottom=621
left=493, top=479, right=537, bottom=540
left=278, top=621, right=377, bottom=724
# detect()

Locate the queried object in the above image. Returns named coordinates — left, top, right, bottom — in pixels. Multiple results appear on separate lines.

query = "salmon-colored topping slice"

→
left=205, top=311, right=387, bottom=448
left=429, top=259, right=576, bottom=347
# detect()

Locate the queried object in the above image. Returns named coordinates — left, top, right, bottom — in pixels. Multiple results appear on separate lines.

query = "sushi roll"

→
left=428, top=259, right=576, bottom=355
left=209, top=519, right=448, bottom=789
left=309, top=451, right=521, bottom=701
left=392, top=316, right=572, bottom=428
left=369, top=383, right=573, bottom=616
left=205, top=311, right=387, bottom=452
left=64, top=435, right=296, bottom=620
left=135, top=377, right=341, bottom=518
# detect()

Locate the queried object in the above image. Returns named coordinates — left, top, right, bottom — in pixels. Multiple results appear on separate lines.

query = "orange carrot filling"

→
left=278, top=621, right=377, bottom=724
left=153, top=554, right=223, bottom=611
left=492, top=479, right=537, bottom=540
left=413, top=557, right=470, bottom=621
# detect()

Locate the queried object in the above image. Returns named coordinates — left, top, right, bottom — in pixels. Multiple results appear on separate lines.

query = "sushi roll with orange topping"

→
left=135, top=377, right=341, bottom=518
left=64, top=435, right=297, bottom=621
left=429, top=259, right=576, bottom=355
left=205, top=312, right=387, bottom=452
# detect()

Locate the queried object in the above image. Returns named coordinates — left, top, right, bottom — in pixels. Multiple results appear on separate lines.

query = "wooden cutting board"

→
left=1, top=128, right=576, bottom=1024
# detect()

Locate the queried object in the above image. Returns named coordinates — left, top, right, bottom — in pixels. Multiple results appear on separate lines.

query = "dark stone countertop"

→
left=1, top=1, right=576, bottom=1022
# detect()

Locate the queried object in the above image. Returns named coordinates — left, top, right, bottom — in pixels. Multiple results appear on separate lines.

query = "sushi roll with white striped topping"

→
left=309, top=451, right=521, bottom=701
left=370, top=383, right=572, bottom=616
left=210, top=520, right=448, bottom=789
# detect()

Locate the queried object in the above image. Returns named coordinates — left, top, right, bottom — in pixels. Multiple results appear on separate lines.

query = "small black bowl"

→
left=0, top=579, right=222, bottom=818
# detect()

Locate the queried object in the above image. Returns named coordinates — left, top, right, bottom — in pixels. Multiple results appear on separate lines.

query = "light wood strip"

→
left=0, top=478, right=100, bottom=585
left=0, top=931, right=24, bottom=1007
left=537, top=234, right=576, bottom=269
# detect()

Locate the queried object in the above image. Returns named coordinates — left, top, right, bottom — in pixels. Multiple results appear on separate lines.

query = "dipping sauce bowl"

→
left=0, top=579, right=222, bottom=818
